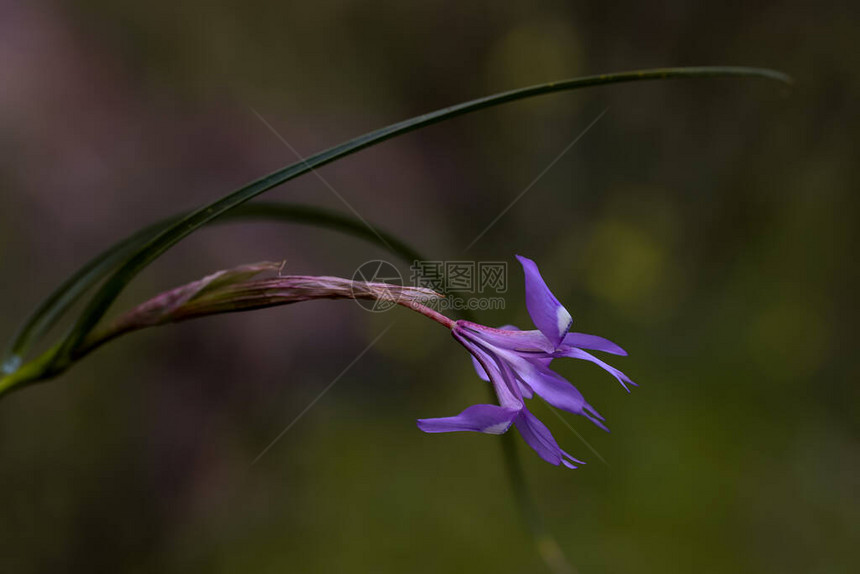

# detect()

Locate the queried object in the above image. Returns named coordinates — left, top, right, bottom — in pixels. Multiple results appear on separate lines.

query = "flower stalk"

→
left=0, top=262, right=443, bottom=397
left=81, top=262, right=444, bottom=355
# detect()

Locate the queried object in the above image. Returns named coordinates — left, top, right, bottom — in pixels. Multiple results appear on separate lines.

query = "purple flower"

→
left=417, top=255, right=635, bottom=468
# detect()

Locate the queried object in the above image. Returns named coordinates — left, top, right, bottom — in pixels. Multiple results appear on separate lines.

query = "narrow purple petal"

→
left=471, top=356, right=490, bottom=381
left=467, top=324, right=545, bottom=382
left=563, top=332, right=628, bottom=356
left=456, top=321, right=552, bottom=353
left=555, top=346, right=637, bottom=392
left=508, top=356, right=610, bottom=432
left=517, top=380, right=535, bottom=399
left=469, top=351, right=533, bottom=397
left=516, top=255, right=572, bottom=349
left=471, top=352, right=533, bottom=398
left=514, top=408, right=584, bottom=468
left=417, top=404, right=520, bottom=434
left=466, top=323, right=520, bottom=381
left=454, top=331, right=524, bottom=409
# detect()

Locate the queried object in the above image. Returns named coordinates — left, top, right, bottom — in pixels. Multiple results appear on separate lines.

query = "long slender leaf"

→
left=1, top=215, right=181, bottom=374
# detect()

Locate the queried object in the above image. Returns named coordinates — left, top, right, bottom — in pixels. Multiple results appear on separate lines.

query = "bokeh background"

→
left=1, top=1, right=857, bottom=572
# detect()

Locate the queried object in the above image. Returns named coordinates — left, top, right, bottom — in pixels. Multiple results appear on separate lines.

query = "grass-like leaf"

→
left=1, top=215, right=181, bottom=375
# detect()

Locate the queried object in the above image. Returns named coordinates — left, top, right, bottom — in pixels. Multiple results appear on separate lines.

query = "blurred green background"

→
left=1, top=1, right=857, bottom=572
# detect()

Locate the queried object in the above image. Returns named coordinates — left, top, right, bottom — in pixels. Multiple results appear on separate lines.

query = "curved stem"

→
left=398, top=301, right=455, bottom=329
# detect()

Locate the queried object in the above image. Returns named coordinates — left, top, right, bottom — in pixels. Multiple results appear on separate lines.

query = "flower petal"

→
left=509, top=356, right=609, bottom=432
left=517, top=379, right=535, bottom=399
left=471, top=355, right=490, bottom=381
left=467, top=324, right=546, bottom=383
left=554, top=347, right=637, bottom=392
left=516, top=255, right=572, bottom=349
left=514, top=408, right=584, bottom=468
left=417, top=404, right=520, bottom=434
left=456, top=321, right=552, bottom=353
left=454, top=331, right=524, bottom=409
left=469, top=352, right=533, bottom=397
left=563, top=332, right=628, bottom=356
left=469, top=353, right=534, bottom=399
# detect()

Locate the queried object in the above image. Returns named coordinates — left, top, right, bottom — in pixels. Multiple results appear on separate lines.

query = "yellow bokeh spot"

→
left=584, top=217, right=680, bottom=318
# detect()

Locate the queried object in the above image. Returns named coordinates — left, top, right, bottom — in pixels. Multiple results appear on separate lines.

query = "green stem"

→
left=0, top=345, right=63, bottom=397
left=493, top=390, right=575, bottom=574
